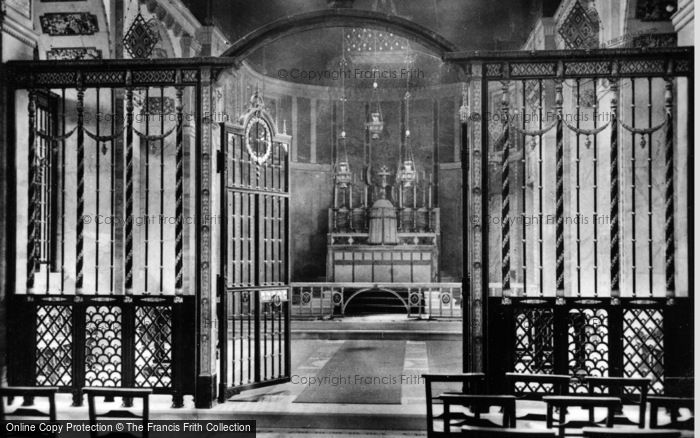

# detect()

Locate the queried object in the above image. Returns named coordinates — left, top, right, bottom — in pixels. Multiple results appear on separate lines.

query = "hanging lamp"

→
left=335, top=29, right=353, bottom=188
left=397, top=53, right=417, bottom=187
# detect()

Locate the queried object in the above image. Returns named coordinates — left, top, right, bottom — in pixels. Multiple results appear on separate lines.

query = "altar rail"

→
left=290, top=282, right=462, bottom=319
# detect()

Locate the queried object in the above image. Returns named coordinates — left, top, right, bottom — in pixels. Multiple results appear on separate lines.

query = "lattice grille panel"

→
left=85, top=306, right=122, bottom=386
left=36, top=305, right=73, bottom=386
left=134, top=306, right=173, bottom=388
left=513, top=308, right=554, bottom=393
left=623, top=308, right=664, bottom=394
left=568, top=308, right=608, bottom=392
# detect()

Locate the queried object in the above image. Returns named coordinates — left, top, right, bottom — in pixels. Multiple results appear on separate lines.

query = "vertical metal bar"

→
left=159, top=87, right=165, bottom=294
left=125, top=74, right=134, bottom=293
left=95, top=88, right=100, bottom=294
left=75, top=77, right=85, bottom=294
left=537, top=80, right=544, bottom=296
left=664, top=78, right=674, bottom=296
left=592, top=79, right=599, bottom=296
left=500, top=81, right=511, bottom=297
left=61, top=89, right=66, bottom=294
left=554, top=80, right=564, bottom=296
left=110, top=89, right=116, bottom=294
left=610, top=79, right=621, bottom=297
left=144, top=89, right=150, bottom=294
left=254, top=291, right=261, bottom=382
left=284, top=294, right=291, bottom=376
left=218, top=286, right=228, bottom=402
left=521, top=81, right=527, bottom=296
left=647, top=78, right=653, bottom=296
left=27, top=89, right=38, bottom=292
left=175, top=77, right=184, bottom=293
left=575, top=79, right=581, bottom=296
left=631, top=79, right=637, bottom=296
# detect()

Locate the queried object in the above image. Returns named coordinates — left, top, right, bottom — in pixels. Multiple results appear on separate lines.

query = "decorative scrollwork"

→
left=618, top=115, right=668, bottom=136
left=36, top=126, right=77, bottom=142
left=509, top=119, right=558, bottom=137
left=561, top=117, right=613, bottom=148
left=84, top=126, right=126, bottom=142
left=133, top=124, right=178, bottom=142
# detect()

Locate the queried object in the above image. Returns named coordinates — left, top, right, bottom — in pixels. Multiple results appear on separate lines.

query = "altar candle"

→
left=428, top=172, right=433, bottom=208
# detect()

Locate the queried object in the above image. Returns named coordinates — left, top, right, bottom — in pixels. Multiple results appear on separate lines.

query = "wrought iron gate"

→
left=218, top=103, right=292, bottom=400
left=449, top=48, right=694, bottom=396
left=2, top=60, right=218, bottom=406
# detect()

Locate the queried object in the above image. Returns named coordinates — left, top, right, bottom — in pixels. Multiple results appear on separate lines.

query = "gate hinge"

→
left=216, top=150, right=224, bottom=173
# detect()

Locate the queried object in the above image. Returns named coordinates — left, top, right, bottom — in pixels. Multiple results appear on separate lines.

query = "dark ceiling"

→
left=183, top=0, right=562, bottom=85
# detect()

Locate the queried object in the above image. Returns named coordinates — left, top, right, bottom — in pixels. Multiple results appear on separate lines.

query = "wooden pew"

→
left=648, top=396, right=694, bottom=430
left=0, top=386, right=59, bottom=438
left=543, top=395, right=621, bottom=437
left=423, top=373, right=485, bottom=437
left=83, top=388, right=152, bottom=438
left=439, top=394, right=517, bottom=430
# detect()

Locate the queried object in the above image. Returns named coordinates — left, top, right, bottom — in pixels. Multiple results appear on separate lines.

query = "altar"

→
left=326, top=166, right=440, bottom=283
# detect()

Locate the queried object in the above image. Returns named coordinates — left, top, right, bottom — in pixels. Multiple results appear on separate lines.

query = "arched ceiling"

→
left=183, top=0, right=562, bottom=86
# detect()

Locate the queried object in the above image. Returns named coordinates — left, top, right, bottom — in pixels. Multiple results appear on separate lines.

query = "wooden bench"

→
left=648, top=396, right=694, bottom=430
left=543, top=395, right=621, bottom=437
left=83, top=388, right=152, bottom=438
left=439, top=394, right=517, bottom=430
left=423, top=373, right=485, bottom=437
left=461, top=425, right=556, bottom=437
left=581, top=427, right=681, bottom=438
left=584, top=377, right=651, bottom=428
left=0, top=386, right=59, bottom=438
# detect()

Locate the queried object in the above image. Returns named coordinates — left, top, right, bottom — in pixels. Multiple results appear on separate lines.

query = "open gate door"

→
left=218, top=95, right=292, bottom=401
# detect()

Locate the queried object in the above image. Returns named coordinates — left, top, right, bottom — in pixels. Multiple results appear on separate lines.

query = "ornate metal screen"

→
left=5, top=60, right=207, bottom=406
left=452, top=48, right=693, bottom=394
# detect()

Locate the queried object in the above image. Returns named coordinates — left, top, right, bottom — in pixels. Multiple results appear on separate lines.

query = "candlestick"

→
left=428, top=172, right=433, bottom=209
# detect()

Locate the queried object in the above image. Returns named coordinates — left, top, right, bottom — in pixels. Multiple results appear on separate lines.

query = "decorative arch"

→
left=342, top=287, right=409, bottom=313
left=221, top=9, right=458, bottom=59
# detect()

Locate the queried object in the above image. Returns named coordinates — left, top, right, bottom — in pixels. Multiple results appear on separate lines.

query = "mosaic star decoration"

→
left=123, top=12, right=160, bottom=59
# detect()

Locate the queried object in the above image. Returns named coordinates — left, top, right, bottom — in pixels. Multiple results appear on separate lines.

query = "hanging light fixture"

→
left=365, top=29, right=384, bottom=139
left=367, top=79, right=384, bottom=139
left=397, top=53, right=417, bottom=187
left=335, top=29, right=353, bottom=188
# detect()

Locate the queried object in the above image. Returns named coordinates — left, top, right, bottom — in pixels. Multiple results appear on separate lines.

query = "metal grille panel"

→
left=568, top=308, right=609, bottom=392
left=623, top=308, right=664, bottom=394
left=35, top=305, right=73, bottom=386
left=513, top=308, right=554, bottom=393
left=134, top=306, right=173, bottom=388
left=85, top=306, right=122, bottom=387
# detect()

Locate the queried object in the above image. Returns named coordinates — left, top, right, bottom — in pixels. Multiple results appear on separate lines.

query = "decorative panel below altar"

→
left=327, top=208, right=440, bottom=283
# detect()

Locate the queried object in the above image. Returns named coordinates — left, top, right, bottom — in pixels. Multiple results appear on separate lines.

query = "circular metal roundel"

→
left=441, top=293, right=452, bottom=305
left=272, top=294, right=282, bottom=307
left=245, top=115, right=273, bottom=165
left=332, top=292, right=343, bottom=305
left=301, top=292, right=312, bottom=305
left=409, top=292, right=421, bottom=306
